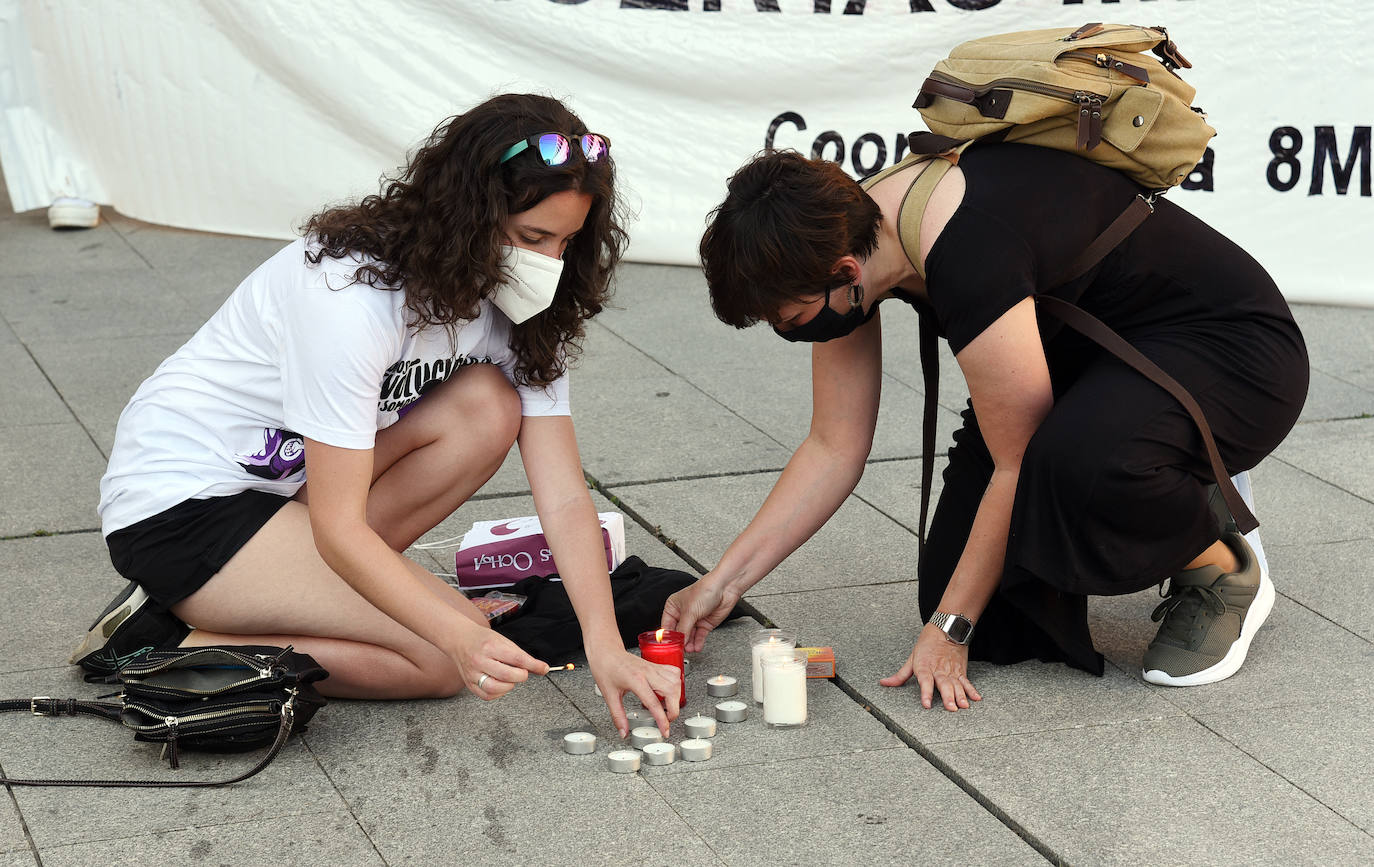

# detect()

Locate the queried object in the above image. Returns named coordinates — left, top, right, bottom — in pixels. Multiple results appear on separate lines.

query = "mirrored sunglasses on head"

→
left=500, top=133, right=610, bottom=166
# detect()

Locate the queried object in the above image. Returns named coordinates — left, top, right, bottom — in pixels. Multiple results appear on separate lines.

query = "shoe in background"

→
left=47, top=196, right=100, bottom=229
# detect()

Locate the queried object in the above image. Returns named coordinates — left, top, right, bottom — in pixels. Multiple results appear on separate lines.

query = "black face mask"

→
left=772, top=283, right=876, bottom=343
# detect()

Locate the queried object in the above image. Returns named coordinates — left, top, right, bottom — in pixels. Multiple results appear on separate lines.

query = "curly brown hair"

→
left=302, top=93, right=627, bottom=386
left=700, top=150, right=880, bottom=328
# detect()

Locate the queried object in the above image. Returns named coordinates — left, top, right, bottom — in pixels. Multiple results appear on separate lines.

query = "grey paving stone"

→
left=0, top=268, right=204, bottom=344
left=106, top=213, right=290, bottom=318
left=1197, top=701, right=1374, bottom=835
left=0, top=211, right=148, bottom=277
left=852, top=456, right=948, bottom=535
left=0, top=666, right=348, bottom=849
left=1274, top=417, right=1374, bottom=504
left=0, top=424, right=107, bottom=536
left=26, top=334, right=190, bottom=455
left=575, top=323, right=794, bottom=484
left=551, top=617, right=904, bottom=772
left=1299, top=369, right=1374, bottom=422
left=597, top=280, right=963, bottom=463
left=755, top=583, right=1182, bottom=745
left=1291, top=302, right=1374, bottom=392
left=1248, top=458, right=1374, bottom=548
left=0, top=534, right=130, bottom=674
left=650, top=747, right=1040, bottom=866
left=36, top=811, right=381, bottom=867
left=1266, top=538, right=1374, bottom=641
left=0, top=344, right=72, bottom=428
left=1091, top=590, right=1374, bottom=715
left=308, top=675, right=718, bottom=866
left=937, top=716, right=1374, bottom=865
left=0, top=315, right=18, bottom=344
left=613, top=473, right=920, bottom=595
left=0, top=853, right=32, bottom=867
left=0, top=797, right=25, bottom=856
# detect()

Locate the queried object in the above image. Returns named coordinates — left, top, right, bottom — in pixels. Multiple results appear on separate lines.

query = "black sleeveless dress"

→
left=904, top=143, right=1308, bottom=674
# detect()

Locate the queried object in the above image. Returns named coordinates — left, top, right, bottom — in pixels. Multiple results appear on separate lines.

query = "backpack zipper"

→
left=1060, top=49, right=1150, bottom=86
left=925, top=70, right=1106, bottom=150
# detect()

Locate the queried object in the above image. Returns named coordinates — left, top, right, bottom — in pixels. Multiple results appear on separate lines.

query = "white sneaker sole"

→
left=66, top=584, right=147, bottom=664
left=1141, top=566, right=1275, bottom=687
left=47, top=203, right=100, bottom=229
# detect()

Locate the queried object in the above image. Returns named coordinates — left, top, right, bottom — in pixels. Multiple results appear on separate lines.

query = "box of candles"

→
left=454, top=512, right=627, bottom=590
left=799, top=646, right=835, bottom=678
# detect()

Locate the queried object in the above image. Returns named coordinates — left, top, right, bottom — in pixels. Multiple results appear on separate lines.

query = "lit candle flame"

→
left=655, top=627, right=665, bottom=641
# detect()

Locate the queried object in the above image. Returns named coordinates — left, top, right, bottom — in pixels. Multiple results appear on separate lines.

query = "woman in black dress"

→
left=662, top=143, right=1308, bottom=710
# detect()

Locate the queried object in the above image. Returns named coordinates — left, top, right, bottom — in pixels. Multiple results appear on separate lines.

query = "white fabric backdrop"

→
left=1, top=0, right=1370, bottom=306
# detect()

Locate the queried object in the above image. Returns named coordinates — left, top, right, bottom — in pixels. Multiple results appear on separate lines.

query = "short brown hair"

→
left=700, top=150, right=881, bottom=328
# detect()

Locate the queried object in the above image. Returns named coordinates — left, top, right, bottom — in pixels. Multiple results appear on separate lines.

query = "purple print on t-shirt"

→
left=236, top=428, right=306, bottom=480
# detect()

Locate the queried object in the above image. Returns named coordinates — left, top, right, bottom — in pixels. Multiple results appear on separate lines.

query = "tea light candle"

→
left=624, top=707, right=654, bottom=724
left=629, top=726, right=664, bottom=749
left=684, top=715, right=717, bottom=738
left=638, top=629, right=687, bottom=706
left=706, top=674, right=738, bottom=697
left=714, top=699, right=749, bottom=723
left=641, top=742, right=677, bottom=766
left=562, top=732, right=597, bottom=755
left=678, top=738, right=713, bottom=762
left=762, top=649, right=808, bottom=728
left=607, top=749, right=642, bottom=773
left=751, top=628, right=796, bottom=705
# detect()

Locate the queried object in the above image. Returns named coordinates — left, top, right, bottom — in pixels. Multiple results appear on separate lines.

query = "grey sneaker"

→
left=68, top=582, right=190, bottom=676
left=1141, top=532, right=1274, bottom=686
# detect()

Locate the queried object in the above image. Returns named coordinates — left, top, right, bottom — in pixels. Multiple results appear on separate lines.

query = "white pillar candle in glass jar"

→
left=761, top=649, right=808, bottom=728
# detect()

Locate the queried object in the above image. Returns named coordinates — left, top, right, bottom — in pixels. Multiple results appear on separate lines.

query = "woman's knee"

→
left=413, top=362, right=522, bottom=449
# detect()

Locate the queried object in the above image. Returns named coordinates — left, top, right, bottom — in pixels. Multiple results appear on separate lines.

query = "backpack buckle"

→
left=30, top=696, right=54, bottom=716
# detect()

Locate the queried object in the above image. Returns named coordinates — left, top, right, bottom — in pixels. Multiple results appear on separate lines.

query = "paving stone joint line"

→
left=298, top=739, right=392, bottom=865
left=1191, top=717, right=1374, bottom=842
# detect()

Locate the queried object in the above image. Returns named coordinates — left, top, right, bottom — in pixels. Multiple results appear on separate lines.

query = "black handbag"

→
left=0, top=645, right=327, bottom=788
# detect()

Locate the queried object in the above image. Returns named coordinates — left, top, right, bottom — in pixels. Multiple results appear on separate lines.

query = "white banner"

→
left=1, top=0, right=1370, bottom=306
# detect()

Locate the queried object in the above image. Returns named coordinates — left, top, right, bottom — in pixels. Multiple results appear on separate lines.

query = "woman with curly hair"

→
left=76, top=94, right=681, bottom=736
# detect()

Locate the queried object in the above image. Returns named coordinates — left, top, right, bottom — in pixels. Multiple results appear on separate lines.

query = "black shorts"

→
left=105, top=490, right=292, bottom=610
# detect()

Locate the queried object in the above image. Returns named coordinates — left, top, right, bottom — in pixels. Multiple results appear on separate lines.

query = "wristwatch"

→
left=929, top=611, right=975, bottom=645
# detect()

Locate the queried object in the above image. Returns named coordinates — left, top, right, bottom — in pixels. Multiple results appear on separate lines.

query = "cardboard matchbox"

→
left=454, top=512, right=626, bottom=591
left=799, top=646, right=835, bottom=679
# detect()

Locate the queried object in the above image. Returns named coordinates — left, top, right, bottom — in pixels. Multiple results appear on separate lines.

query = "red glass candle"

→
left=637, top=628, right=687, bottom=706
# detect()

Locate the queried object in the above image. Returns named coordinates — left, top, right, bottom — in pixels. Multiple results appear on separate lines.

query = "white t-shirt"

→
left=99, top=238, right=569, bottom=536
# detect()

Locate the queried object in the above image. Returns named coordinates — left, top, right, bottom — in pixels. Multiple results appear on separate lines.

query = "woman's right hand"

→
left=450, top=620, right=549, bottom=701
left=661, top=574, right=741, bottom=653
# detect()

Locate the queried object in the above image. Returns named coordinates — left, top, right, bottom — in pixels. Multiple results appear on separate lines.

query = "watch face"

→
left=944, top=615, right=974, bottom=644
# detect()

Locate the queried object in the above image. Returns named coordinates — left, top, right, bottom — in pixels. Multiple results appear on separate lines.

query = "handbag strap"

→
left=0, top=695, right=296, bottom=788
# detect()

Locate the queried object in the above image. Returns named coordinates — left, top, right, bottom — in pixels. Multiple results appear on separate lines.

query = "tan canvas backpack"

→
left=884, top=24, right=1256, bottom=563
left=914, top=22, right=1215, bottom=190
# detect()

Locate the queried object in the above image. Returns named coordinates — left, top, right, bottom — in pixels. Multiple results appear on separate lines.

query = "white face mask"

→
left=494, top=245, right=564, bottom=324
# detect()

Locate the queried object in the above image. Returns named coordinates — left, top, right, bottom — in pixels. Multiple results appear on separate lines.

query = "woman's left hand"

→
left=586, top=643, right=683, bottom=739
left=880, top=623, right=983, bottom=711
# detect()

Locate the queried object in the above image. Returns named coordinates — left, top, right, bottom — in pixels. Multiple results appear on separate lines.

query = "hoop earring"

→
left=847, top=282, right=865, bottom=309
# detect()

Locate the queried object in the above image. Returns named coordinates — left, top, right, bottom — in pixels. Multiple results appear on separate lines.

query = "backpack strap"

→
left=1033, top=297, right=1258, bottom=534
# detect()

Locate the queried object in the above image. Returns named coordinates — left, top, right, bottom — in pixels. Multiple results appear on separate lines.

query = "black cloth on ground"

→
left=909, top=144, right=1309, bottom=674
left=494, top=556, right=728, bottom=665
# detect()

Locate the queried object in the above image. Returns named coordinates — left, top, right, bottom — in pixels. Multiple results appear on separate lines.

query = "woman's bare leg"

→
left=173, top=363, right=522, bottom=699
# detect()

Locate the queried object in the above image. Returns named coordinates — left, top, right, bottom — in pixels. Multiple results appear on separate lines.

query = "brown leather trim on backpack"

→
left=1067, top=22, right=1104, bottom=41
left=916, top=79, right=1012, bottom=120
